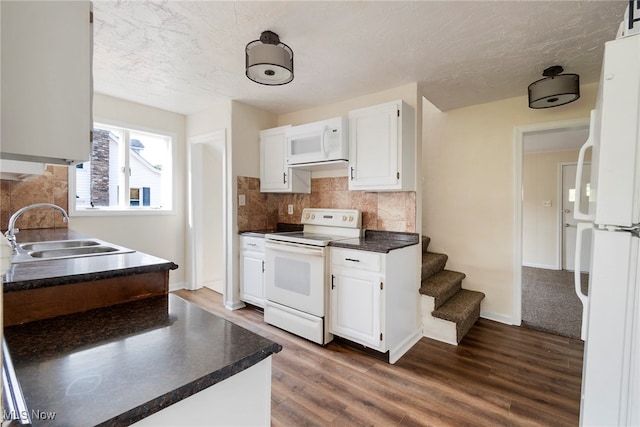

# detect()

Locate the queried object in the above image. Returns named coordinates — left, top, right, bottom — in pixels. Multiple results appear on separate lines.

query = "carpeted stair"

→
left=420, top=237, right=485, bottom=345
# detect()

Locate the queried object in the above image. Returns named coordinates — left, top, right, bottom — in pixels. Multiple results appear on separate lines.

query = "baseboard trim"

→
left=480, top=311, right=514, bottom=325
left=224, top=300, right=246, bottom=311
left=389, top=328, right=423, bottom=364
left=169, top=281, right=187, bottom=292
left=523, top=263, right=560, bottom=270
left=203, top=280, right=224, bottom=294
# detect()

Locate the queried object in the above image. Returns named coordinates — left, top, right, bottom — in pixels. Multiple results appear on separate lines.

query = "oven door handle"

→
left=265, top=241, right=325, bottom=257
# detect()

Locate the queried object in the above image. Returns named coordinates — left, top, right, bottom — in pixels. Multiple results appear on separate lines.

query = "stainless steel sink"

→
left=29, top=246, right=120, bottom=258
left=19, top=239, right=101, bottom=251
left=11, top=239, right=135, bottom=263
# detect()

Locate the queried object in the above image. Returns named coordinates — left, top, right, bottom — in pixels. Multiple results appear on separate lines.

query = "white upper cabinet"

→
left=348, top=100, right=415, bottom=191
left=260, top=125, right=310, bottom=193
left=1, top=1, right=93, bottom=165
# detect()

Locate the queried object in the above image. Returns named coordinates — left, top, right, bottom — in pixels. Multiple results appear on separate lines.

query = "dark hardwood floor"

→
left=174, top=288, right=584, bottom=426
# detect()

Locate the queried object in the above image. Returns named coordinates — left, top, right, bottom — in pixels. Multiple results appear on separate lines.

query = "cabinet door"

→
left=260, top=127, right=289, bottom=192
left=1, top=1, right=92, bottom=165
left=241, top=252, right=265, bottom=307
left=330, top=270, right=383, bottom=349
left=349, top=102, right=399, bottom=189
left=260, top=126, right=310, bottom=193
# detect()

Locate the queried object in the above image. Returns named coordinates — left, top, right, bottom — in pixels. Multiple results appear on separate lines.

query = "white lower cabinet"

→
left=329, top=245, right=421, bottom=363
left=240, top=236, right=265, bottom=307
left=330, top=267, right=383, bottom=350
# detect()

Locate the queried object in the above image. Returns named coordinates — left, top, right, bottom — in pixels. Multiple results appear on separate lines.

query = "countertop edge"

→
left=3, top=261, right=179, bottom=293
left=329, top=230, right=420, bottom=253
left=328, top=240, right=418, bottom=253
left=98, top=344, right=282, bottom=426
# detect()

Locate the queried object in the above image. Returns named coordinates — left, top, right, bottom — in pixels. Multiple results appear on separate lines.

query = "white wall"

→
left=200, top=143, right=224, bottom=290
left=422, top=83, right=598, bottom=323
left=227, top=101, right=277, bottom=308
left=70, top=93, right=187, bottom=288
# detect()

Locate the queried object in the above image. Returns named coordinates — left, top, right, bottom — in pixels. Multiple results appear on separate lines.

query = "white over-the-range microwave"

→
left=285, top=116, right=348, bottom=166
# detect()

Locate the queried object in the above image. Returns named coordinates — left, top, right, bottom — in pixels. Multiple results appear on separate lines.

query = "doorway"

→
left=515, top=119, right=590, bottom=338
left=187, top=131, right=226, bottom=294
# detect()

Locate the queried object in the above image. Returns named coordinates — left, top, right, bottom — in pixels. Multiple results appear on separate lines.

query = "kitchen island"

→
left=3, top=229, right=178, bottom=292
left=3, top=293, right=282, bottom=426
left=2, top=228, right=282, bottom=425
left=3, top=229, right=179, bottom=326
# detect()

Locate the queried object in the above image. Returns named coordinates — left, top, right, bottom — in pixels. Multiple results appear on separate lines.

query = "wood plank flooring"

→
left=174, top=288, right=584, bottom=427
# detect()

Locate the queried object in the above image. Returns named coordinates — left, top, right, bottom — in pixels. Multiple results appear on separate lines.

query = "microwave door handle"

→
left=320, top=126, right=329, bottom=159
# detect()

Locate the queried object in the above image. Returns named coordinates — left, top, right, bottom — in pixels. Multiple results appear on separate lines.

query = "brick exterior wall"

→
left=91, top=129, right=110, bottom=206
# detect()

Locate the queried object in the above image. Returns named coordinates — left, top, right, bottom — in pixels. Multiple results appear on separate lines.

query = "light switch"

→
left=288, top=204, right=294, bottom=215
left=543, top=200, right=552, bottom=208
left=239, top=194, right=246, bottom=206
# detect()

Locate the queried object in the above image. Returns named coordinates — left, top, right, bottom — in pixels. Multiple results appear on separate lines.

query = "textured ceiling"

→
left=92, top=1, right=627, bottom=116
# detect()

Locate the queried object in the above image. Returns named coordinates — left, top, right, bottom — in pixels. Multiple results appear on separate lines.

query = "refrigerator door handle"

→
left=574, top=110, right=596, bottom=221
left=574, top=222, right=593, bottom=340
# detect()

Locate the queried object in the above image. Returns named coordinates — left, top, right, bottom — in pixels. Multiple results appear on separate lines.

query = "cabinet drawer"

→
left=331, top=248, right=382, bottom=272
left=241, top=236, right=265, bottom=252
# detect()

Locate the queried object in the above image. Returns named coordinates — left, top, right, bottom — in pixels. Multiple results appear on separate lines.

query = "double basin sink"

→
left=11, top=238, right=135, bottom=263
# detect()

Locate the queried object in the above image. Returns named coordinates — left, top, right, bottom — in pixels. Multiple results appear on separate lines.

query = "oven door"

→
left=265, top=241, right=327, bottom=317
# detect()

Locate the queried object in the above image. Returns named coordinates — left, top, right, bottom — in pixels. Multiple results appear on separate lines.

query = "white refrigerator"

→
left=573, top=3, right=640, bottom=425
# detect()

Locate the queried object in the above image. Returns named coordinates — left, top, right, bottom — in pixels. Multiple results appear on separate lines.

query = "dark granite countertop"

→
left=3, top=293, right=282, bottom=426
left=3, top=229, right=178, bottom=292
left=239, top=222, right=303, bottom=237
left=329, top=230, right=420, bottom=253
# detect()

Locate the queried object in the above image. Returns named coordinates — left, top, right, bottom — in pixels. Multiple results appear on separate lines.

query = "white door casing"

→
left=187, top=130, right=226, bottom=293
left=513, top=117, right=591, bottom=326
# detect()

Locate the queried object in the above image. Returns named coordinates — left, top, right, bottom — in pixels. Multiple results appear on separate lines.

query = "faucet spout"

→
left=4, top=203, right=70, bottom=250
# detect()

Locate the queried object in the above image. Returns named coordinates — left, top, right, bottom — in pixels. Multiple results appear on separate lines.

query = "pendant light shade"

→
left=528, top=65, right=580, bottom=109
left=246, top=31, right=293, bottom=85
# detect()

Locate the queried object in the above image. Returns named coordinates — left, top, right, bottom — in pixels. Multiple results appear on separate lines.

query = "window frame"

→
left=68, top=119, right=177, bottom=217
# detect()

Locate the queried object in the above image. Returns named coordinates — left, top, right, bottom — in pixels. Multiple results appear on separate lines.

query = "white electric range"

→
left=264, top=208, right=362, bottom=344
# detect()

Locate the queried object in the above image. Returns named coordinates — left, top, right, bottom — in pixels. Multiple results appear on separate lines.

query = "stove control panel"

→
left=301, top=208, right=361, bottom=229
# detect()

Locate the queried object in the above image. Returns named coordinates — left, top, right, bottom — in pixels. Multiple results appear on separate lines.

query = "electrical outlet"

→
left=239, top=194, right=246, bottom=206
left=288, top=204, right=294, bottom=215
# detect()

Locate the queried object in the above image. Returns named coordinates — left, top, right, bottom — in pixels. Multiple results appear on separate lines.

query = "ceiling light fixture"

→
left=528, top=65, right=580, bottom=109
left=245, top=30, right=293, bottom=86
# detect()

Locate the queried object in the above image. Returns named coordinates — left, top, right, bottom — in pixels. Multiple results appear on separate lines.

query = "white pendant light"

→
left=528, top=65, right=580, bottom=109
left=245, top=31, right=294, bottom=85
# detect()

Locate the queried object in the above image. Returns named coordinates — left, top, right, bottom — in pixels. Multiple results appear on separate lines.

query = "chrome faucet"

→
left=4, top=203, right=70, bottom=250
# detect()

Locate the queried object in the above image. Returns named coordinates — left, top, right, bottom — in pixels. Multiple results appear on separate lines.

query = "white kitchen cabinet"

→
left=240, top=236, right=266, bottom=307
left=330, top=263, right=384, bottom=350
left=260, top=126, right=310, bottom=193
left=329, top=245, right=421, bottom=363
left=348, top=100, right=415, bottom=191
left=1, top=1, right=93, bottom=165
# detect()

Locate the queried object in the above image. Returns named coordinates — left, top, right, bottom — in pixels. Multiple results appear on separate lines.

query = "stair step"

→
left=422, top=237, right=431, bottom=254
left=419, top=270, right=465, bottom=309
left=432, top=289, right=485, bottom=344
left=421, top=252, right=448, bottom=281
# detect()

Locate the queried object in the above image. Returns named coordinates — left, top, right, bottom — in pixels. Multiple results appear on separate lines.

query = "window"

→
left=71, top=123, right=174, bottom=214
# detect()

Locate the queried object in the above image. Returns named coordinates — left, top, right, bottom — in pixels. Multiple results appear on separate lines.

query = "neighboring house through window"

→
left=72, top=123, right=174, bottom=214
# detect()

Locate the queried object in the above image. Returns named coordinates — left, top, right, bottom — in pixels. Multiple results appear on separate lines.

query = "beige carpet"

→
left=521, top=267, right=589, bottom=339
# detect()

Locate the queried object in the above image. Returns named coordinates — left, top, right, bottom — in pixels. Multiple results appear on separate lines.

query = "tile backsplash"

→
left=237, top=176, right=416, bottom=232
left=1, top=165, right=69, bottom=232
